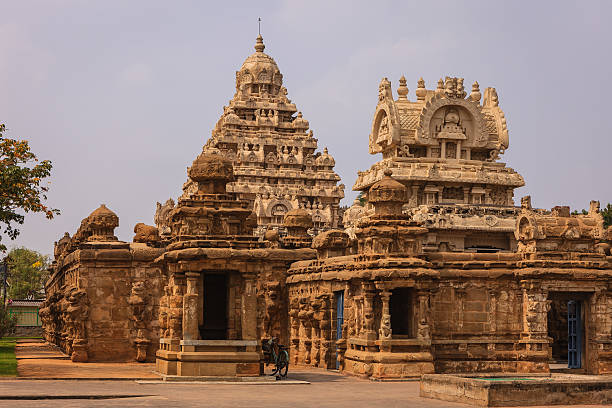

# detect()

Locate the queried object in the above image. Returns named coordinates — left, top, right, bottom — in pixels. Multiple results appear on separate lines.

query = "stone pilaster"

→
left=182, top=272, right=200, bottom=341
left=241, top=273, right=258, bottom=341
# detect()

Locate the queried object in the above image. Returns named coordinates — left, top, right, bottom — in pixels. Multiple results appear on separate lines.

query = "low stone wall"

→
left=420, top=374, right=612, bottom=407
left=13, top=326, right=43, bottom=337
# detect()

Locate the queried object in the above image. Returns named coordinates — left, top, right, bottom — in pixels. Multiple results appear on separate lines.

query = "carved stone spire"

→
left=470, top=81, right=481, bottom=104
left=397, top=76, right=409, bottom=100
left=416, top=77, right=427, bottom=101
left=436, top=78, right=444, bottom=95
left=254, top=34, right=265, bottom=52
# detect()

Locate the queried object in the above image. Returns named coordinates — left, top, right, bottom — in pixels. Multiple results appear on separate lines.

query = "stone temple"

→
left=156, top=35, right=345, bottom=239
left=41, top=36, right=612, bottom=383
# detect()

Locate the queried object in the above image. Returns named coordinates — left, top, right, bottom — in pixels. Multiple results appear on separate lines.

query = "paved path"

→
left=0, top=375, right=609, bottom=408
left=16, top=340, right=158, bottom=379
left=6, top=341, right=611, bottom=407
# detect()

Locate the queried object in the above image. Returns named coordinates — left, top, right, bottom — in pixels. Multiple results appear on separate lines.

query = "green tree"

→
left=357, top=191, right=366, bottom=206
left=601, top=203, right=612, bottom=229
left=5, top=248, right=49, bottom=300
left=0, top=123, right=60, bottom=251
left=0, top=305, right=16, bottom=338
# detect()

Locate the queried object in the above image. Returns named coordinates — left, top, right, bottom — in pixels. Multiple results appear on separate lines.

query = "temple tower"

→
left=351, top=76, right=525, bottom=252
left=194, top=35, right=344, bottom=237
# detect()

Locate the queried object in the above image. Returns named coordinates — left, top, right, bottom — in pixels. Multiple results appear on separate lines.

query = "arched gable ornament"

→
left=369, top=102, right=401, bottom=154
left=266, top=200, right=292, bottom=217
left=417, top=94, right=487, bottom=146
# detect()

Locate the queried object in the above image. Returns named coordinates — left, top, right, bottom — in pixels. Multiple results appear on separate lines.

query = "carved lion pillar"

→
left=363, top=284, right=377, bottom=342
left=379, top=290, right=392, bottom=352
left=182, top=272, right=200, bottom=341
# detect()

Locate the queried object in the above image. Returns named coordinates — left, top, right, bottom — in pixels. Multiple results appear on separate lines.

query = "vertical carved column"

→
left=304, top=302, right=313, bottom=365
left=520, top=281, right=548, bottom=340
left=182, top=272, right=200, bottom=341
left=363, top=284, right=376, bottom=342
left=455, top=286, right=466, bottom=334
left=417, top=290, right=431, bottom=342
left=590, top=289, right=612, bottom=373
left=168, top=273, right=185, bottom=341
left=379, top=290, right=392, bottom=353
left=241, top=273, right=258, bottom=340
left=297, top=297, right=308, bottom=364
left=319, top=295, right=332, bottom=368
left=289, top=297, right=300, bottom=365
left=379, top=290, right=392, bottom=340
left=488, top=288, right=498, bottom=334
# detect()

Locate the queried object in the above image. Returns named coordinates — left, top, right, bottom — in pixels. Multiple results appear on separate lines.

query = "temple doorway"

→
left=547, top=292, right=587, bottom=370
left=334, top=290, right=344, bottom=369
left=200, top=273, right=228, bottom=340
left=390, top=288, right=413, bottom=337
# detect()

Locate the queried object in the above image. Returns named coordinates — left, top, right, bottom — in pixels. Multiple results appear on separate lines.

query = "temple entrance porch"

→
left=155, top=268, right=261, bottom=379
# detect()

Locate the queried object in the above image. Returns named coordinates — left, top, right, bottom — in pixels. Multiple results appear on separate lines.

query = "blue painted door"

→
left=568, top=300, right=582, bottom=369
left=335, top=291, right=344, bottom=369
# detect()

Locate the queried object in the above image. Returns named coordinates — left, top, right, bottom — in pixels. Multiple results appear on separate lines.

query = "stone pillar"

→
left=519, top=281, right=549, bottom=371
left=182, top=272, right=200, bottom=341
left=289, top=298, right=300, bottom=365
left=168, top=273, right=185, bottom=341
left=363, top=284, right=377, bottom=342
left=456, top=141, right=462, bottom=159
left=379, top=290, right=392, bottom=340
left=440, top=141, right=446, bottom=159
left=463, top=187, right=470, bottom=204
left=319, top=296, right=332, bottom=368
left=379, top=290, right=392, bottom=353
left=520, top=281, right=548, bottom=340
left=488, top=288, right=498, bottom=334
left=241, top=273, right=258, bottom=340
left=416, top=290, right=432, bottom=342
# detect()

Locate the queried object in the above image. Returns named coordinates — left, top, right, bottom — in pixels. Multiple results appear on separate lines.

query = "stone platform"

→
left=156, top=339, right=261, bottom=378
left=420, top=373, right=612, bottom=407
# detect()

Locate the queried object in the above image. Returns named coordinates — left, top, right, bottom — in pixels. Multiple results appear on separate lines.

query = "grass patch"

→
left=0, top=338, right=17, bottom=377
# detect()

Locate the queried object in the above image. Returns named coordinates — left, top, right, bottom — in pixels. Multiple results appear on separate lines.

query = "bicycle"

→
left=262, top=337, right=289, bottom=379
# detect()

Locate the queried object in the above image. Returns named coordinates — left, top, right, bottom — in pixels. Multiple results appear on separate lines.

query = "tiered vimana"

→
left=349, top=76, right=524, bottom=253
left=193, top=35, right=344, bottom=237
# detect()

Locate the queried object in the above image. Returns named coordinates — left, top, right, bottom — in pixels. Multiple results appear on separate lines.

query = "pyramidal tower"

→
left=194, top=35, right=344, bottom=236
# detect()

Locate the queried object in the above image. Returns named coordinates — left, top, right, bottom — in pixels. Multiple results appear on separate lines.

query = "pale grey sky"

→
left=1, top=0, right=610, bottom=256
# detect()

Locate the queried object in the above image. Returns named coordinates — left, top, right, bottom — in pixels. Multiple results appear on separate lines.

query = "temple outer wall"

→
left=42, top=241, right=165, bottom=363
left=287, top=253, right=612, bottom=379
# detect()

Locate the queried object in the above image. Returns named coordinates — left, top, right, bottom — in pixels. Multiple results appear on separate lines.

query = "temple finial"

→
left=255, top=34, right=265, bottom=53
left=397, top=76, right=409, bottom=100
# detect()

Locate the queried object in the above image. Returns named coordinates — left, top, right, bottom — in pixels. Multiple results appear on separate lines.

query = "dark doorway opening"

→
left=547, top=292, right=587, bottom=371
left=548, top=299, right=569, bottom=363
left=200, top=273, right=228, bottom=340
left=334, top=290, right=344, bottom=369
left=390, top=288, right=413, bottom=337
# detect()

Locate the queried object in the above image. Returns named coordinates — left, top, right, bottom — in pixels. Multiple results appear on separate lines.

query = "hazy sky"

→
left=1, top=1, right=610, bottom=256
